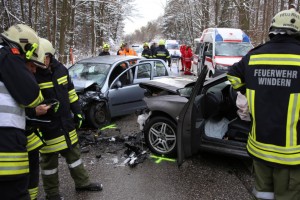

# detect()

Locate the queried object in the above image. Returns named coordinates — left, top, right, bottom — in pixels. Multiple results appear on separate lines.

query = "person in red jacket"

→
left=184, top=45, right=193, bottom=75
left=180, top=44, right=186, bottom=71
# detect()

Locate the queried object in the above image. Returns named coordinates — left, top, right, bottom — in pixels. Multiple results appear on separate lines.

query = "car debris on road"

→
left=77, top=126, right=149, bottom=168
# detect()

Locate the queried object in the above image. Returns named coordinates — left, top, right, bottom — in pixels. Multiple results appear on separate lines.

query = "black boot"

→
left=76, top=182, right=103, bottom=192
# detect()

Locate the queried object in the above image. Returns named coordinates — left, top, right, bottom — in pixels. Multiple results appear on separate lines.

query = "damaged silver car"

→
left=68, top=55, right=171, bottom=128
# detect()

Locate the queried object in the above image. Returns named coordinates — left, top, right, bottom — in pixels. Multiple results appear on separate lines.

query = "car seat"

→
left=226, top=118, right=251, bottom=142
left=204, top=91, right=223, bottom=119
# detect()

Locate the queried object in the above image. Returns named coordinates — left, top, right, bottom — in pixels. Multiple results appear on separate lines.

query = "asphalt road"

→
left=38, top=113, right=254, bottom=200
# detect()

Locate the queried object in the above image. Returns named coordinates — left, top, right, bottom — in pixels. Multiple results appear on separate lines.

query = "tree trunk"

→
left=28, top=0, right=33, bottom=27
left=91, top=1, right=96, bottom=55
left=58, top=0, right=68, bottom=63
left=52, top=0, right=57, bottom=49
left=34, top=0, right=38, bottom=30
left=99, top=2, right=105, bottom=48
left=20, top=0, right=25, bottom=22
left=45, top=0, right=51, bottom=41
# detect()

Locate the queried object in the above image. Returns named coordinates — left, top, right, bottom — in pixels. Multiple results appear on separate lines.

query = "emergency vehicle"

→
left=192, top=28, right=253, bottom=77
left=165, top=40, right=181, bottom=59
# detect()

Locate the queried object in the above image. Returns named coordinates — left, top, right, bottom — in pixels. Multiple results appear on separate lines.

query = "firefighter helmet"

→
left=158, top=39, right=165, bottom=45
left=143, top=42, right=149, bottom=47
left=103, top=43, right=110, bottom=49
left=39, top=38, right=55, bottom=55
left=269, top=8, right=300, bottom=34
left=1, top=24, right=40, bottom=57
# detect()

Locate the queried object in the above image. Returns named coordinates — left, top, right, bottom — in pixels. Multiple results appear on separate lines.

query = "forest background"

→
left=0, top=0, right=298, bottom=64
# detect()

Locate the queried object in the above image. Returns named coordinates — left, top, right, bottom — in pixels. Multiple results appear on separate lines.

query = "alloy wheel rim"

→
left=148, top=122, right=176, bottom=154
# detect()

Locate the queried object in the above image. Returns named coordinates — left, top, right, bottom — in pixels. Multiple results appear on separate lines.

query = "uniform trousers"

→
left=40, top=144, right=90, bottom=197
left=253, top=160, right=300, bottom=200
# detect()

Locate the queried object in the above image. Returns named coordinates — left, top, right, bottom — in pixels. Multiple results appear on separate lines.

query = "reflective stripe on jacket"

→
left=0, top=152, right=29, bottom=175
left=227, top=35, right=300, bottom=166
left=26, top=131, right=44, bottom=152
left=0, top=81, right=26, bottom=129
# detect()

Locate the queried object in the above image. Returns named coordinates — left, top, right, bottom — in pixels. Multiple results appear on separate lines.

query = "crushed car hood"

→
left=73, top=79, right=96, bottom=92
left=139, top=76, right=196, bottom=94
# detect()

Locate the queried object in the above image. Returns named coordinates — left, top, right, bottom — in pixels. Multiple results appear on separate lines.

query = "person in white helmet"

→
left=36, top=38, right=103, bottom=200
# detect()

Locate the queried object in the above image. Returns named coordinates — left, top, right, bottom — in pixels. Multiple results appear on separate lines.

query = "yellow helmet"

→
left=158, top=39, right=165, bottom=45
left=269, top=8, right=300, bottom=34
left=1, top=24, right=39, bottom=57
left=143, top=42, right=149, bottom=47
left=39, top=38, right=55, bottom=55
left=103, top=43, right=110, bottom=49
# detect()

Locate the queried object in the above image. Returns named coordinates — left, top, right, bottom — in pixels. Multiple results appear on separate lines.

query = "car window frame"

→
left=109, top=62, right=154, bottom=89
left=138, top=59, right=170, bottom=77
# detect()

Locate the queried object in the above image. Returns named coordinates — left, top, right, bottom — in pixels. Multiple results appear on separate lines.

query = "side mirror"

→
left=177, top=87, right=193, bottom=98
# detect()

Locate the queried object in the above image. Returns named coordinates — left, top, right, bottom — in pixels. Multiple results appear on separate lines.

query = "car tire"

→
left=144, top=116, right=177, bottom=157
left=86, top=102, right=109, bottom=128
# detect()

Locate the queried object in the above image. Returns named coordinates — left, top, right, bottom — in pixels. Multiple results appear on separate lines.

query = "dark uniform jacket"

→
left=141, top=49, right=152, bottom=59
left=227, top=35, right=300, bottom=167
left=0, top=46, right=44, bottom=179
left=35, top=58, right=81, bottom=154
left=153, top=45, right=171, bottom=65
left=99, top=51, right=110, bottom=56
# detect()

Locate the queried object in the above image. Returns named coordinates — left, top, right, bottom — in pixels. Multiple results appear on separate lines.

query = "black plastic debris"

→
left=96, top=154, right=101, bottom=159
left=80, top=146, right=90, bottom=154
left=123, top=142, right=148, bottom=167
left=78, top=128, right=149, bottom=167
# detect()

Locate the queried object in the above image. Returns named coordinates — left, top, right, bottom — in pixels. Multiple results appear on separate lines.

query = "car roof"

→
left=76, top=55, right=141, bottom=65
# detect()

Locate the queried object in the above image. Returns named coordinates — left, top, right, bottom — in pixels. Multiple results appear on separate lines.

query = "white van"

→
left=165, top=40, right=181, bottom=59
left=191, top=28, right=253, bottom=77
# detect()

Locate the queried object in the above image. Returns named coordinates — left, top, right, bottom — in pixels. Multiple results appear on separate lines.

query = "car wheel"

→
left=86, top=102, right=109, bottom=128
left=144, top=116, right=177, bottom=157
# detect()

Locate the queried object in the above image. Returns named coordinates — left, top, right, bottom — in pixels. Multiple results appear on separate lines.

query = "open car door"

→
left=177, top=66, right=208, bottom=166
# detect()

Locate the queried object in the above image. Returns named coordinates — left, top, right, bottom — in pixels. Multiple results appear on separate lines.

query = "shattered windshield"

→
left=68, top=63, right=111, bottom=86
left=215, top=42, right=253, bottom=56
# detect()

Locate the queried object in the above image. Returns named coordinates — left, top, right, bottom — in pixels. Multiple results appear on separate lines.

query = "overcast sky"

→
left=124, top=0, right=166, bottom=34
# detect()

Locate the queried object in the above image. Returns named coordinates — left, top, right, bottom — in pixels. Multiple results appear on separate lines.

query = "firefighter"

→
left=152, top=39, right=171, bottom=67
left=141, top=42, right=152, bottom=58
left=99, top=43, right=110, bottom=56
left=150, top=41, right=157, bottom=56
left=0, top=24, right=44, bottom=200
left=227, top=8, right=300, bottom=200
left=36, top=38, right=102, bottom=200
left=25, top=46, right=53, bottom=200
left=119, top=43, right=137, bottom=56
left=117, top=42, right=124, bottom=55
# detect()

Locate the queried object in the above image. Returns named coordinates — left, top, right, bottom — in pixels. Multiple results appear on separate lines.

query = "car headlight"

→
left=215, top=64, right=228, bottom=70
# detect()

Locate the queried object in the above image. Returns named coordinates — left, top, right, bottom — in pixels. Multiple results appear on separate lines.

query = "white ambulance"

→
left=192, top=28, right=253, bottom=77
